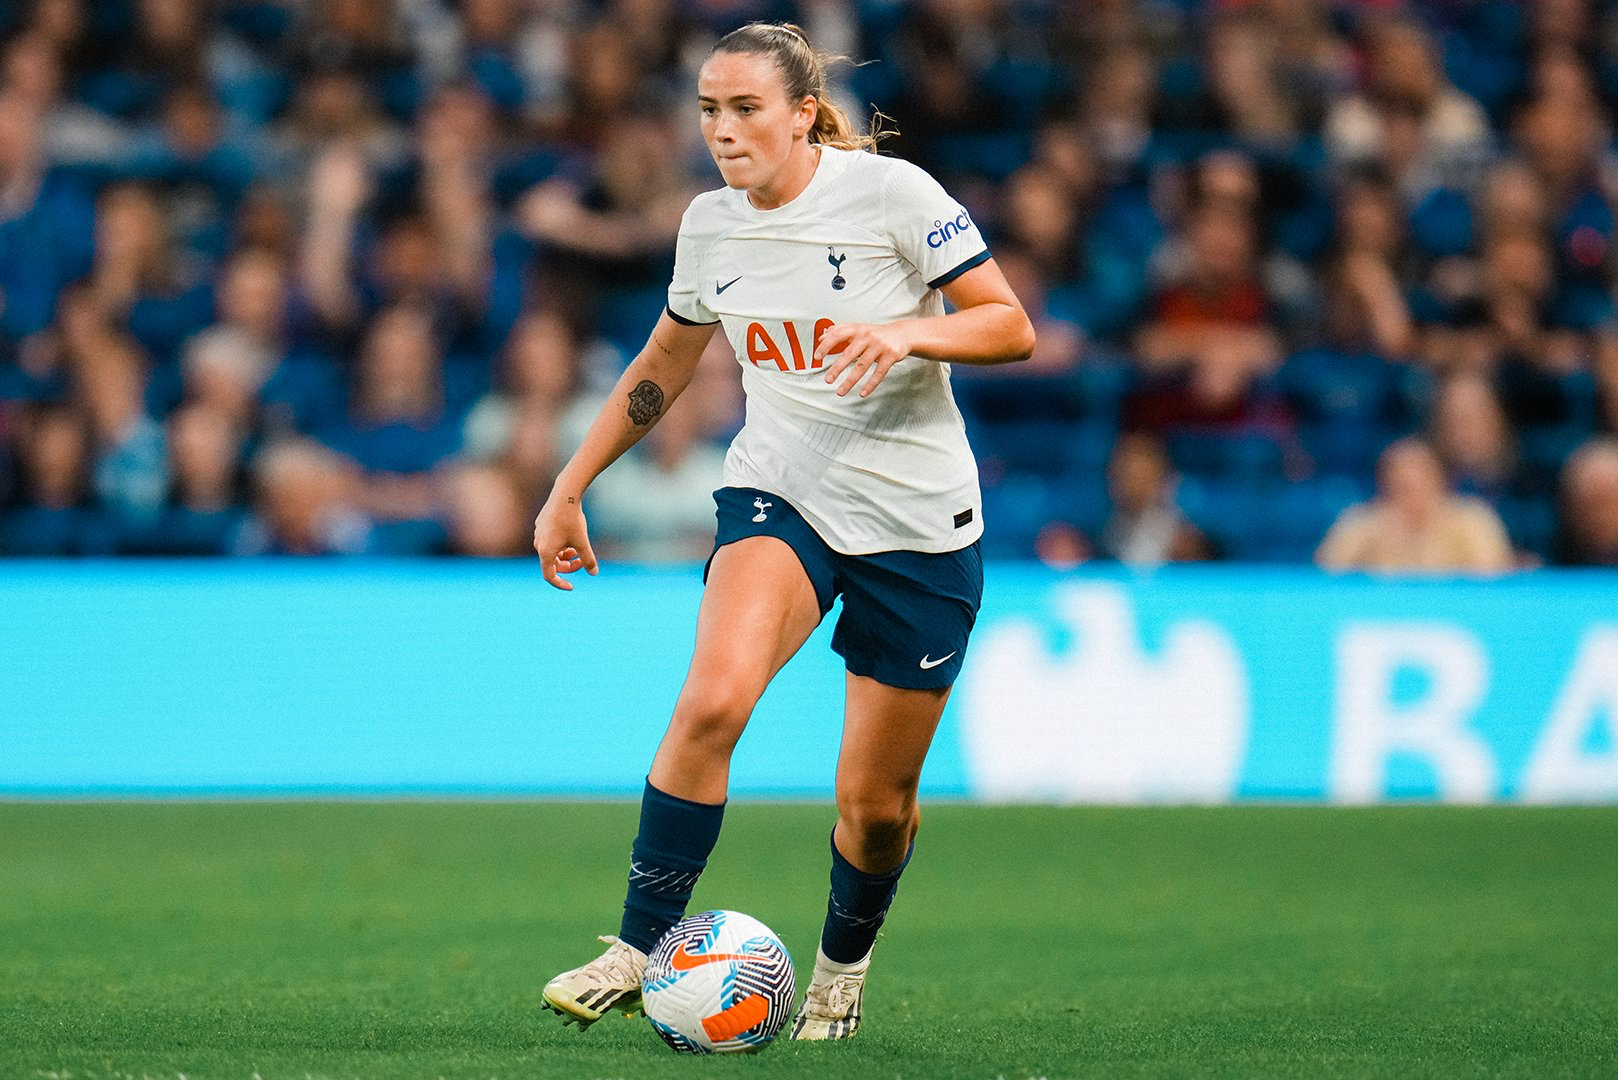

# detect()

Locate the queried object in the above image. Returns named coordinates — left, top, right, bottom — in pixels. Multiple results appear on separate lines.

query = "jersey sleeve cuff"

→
left=927, top=248, right=992, bottom=290
left=666, top=306, right=719, bottom=327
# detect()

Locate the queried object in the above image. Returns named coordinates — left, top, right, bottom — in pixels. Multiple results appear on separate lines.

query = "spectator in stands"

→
left=1075, top=43, right=1156, bottom=177
left=235, top=437, right=372, bottom=556
left=87, top=181, right=213, bottom=364
left=0, top=91, right=96, bottom=346
left=1325, top=16, right=1490, bottom=195
left=518, top=110, right=694, bottom=344
left=191, top=246, right=338, bottom=435
left=1, top=30, right=126, bottom=167
left=461, top=310, right=579, bottom=490
left=1136, top=201, right=1283, bottom=405
left=73, top=324, right=167, bottom=534
left=1554, top=438, right=1618, bottom=566
left=319, top=304, right=460, bottom=551
left=1324, top=174, right=1416, bottom=358
left=442, top=460, right=530, bottom=557
left=1100, top=432, right=1210, bottom=567
left=1317, top=437, right=1515, bottom=573
left=1430, top=372, right=1520, bottom=504
left=127, top=401, right=246, bottom=555
left=0, top=401, right=116, bottom=555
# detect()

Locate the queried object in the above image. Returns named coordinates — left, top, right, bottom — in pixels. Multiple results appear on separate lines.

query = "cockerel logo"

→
left=827, top=248, right=847, bottom=290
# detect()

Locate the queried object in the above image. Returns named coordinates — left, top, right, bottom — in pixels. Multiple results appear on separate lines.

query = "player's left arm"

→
left=815, top=259, right=1036, bottom=397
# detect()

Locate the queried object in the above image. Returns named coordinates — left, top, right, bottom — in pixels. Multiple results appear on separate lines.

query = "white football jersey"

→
left=667, top=145, right=990, bottom=555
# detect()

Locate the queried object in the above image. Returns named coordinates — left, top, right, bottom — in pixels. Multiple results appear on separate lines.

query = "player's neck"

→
left=747, top=142, right=822, bottom=211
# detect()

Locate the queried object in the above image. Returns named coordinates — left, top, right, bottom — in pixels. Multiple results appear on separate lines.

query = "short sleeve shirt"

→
left=666, top=146, right=990, bottom=555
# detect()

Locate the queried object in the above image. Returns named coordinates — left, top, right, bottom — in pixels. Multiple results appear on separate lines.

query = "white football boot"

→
left=540, top=935, right=646, bottom=1028
left=789, top=945, right=869, bottom=1040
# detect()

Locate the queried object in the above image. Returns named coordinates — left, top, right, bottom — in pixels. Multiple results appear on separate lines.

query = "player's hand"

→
left=532, top=490, right=599, bottom=591
left=816, top=322, right=913, bottom=398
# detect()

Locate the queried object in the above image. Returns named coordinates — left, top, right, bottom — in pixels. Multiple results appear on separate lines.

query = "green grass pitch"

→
left=2, top=803, right=1615, bottom=1080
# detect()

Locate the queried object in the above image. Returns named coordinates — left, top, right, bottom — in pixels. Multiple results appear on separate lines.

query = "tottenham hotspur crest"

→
left=827, top=247, right=847, bottom=290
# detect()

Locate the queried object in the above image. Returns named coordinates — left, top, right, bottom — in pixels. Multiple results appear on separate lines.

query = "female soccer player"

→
left=534, top=22, right=1033, bottom=1041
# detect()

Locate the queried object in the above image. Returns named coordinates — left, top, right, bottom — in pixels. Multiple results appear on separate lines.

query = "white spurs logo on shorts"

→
left=752, top=498, right=772, bottom=523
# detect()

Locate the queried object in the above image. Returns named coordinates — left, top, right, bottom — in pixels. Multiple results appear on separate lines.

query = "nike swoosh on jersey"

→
left=918, top=652, right=957, bottom=670
left=670, top=942, right=748, bottom=971
left=715, top=275, right=742, bottom=294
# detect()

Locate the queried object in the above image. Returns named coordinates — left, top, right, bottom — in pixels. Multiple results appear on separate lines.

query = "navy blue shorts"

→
left=704, top=486, right=983, bottom=691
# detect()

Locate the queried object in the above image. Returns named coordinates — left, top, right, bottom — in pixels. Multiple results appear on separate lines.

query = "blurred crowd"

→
left=1, top=0, right=1617, bottom=571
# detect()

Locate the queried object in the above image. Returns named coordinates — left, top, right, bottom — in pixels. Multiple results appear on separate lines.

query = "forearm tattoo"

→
left=627, top=379, right=665, bottom=426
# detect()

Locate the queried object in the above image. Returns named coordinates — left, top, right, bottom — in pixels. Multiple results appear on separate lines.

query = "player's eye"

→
left=738, top=105, right=756, bottom=115
left=701, top=105, right=718, bottom=116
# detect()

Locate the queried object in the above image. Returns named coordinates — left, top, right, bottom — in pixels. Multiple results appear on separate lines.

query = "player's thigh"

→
left=676, top=535, right=824, bottom=721
left=834, top=672, right=951, bottom=811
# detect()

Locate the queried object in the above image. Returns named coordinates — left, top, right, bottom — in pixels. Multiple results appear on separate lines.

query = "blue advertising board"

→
left=3, top=563, right=1616, bottom=802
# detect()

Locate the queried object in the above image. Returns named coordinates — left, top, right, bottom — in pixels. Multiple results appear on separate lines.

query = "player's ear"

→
left=795, top=95, right=817, bottom=139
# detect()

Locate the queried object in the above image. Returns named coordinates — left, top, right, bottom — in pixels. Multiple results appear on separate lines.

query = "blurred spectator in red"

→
left=1136, top=201, right=1283, bottom=405
left=1554, top=438, right=1618, bottom=567
left=1317, top=437, right=1514, bottom=573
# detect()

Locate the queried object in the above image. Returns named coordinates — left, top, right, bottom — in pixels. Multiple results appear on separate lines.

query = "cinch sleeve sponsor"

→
left=882, top=160, right=991, bottom=291
left=667, top=201, right=719, bottom=326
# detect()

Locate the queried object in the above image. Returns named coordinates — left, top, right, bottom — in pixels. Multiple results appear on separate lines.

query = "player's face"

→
left=697, top=51, right=816, bottom=194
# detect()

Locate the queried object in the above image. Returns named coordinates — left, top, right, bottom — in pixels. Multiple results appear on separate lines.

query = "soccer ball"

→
left=641, top=909, right=796, bottom=1053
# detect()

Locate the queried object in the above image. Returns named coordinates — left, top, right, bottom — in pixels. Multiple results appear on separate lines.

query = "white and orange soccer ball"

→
left=641, top=910, right=796, bottom=1053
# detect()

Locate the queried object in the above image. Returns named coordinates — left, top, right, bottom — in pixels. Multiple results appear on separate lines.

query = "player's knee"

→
left=668, top=683, right=754, bottom=752
left=836, top=790, right=918, bottom=850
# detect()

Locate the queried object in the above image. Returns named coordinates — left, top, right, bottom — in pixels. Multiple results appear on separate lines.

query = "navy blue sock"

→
left=820, top=831, right=912, bottom=964
left=618, top=778, right=725, bottom=954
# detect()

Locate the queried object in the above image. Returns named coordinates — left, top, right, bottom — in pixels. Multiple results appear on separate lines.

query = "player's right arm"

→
left=532, top=311, right=719, bottom=590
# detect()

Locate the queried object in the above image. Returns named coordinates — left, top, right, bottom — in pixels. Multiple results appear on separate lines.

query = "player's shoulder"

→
left=853, top=149, right=945, bottom=194
left=680, top=187, right=738, bottom=234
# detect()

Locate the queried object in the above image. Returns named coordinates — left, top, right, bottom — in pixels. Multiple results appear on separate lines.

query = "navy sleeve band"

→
left=927, top=248, right=992, bottom=290
left=665, top=306, right=719, bottom=327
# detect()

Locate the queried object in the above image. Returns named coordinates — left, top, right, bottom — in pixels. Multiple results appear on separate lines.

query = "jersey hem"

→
left=725, top=485, right=984, bottom=557
left=927, top=248, right=992, bottom=289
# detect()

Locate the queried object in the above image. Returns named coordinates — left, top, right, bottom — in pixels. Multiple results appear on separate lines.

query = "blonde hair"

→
left=709, top=22, right=892, bottom=152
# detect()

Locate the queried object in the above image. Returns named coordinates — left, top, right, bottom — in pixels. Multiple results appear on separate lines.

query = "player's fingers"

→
left=822, top=338, right=862, bottom=382
left=858, top=357, right=895, bottom=397
left=813, top=324, right=856, bottom=363
left=539, top=550, right=571, bottom=590
left=578, top=536, right=600, bottom=576
left=836, top=353, right=872, bottom=397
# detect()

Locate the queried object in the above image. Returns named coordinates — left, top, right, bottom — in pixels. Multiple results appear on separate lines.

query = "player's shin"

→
left=619, top=778, right=726, bottom=953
